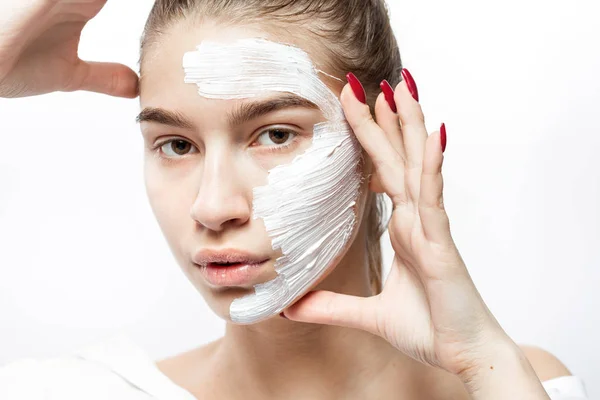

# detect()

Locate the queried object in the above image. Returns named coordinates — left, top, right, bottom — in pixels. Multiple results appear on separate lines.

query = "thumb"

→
left=283, top=290, right=379, bottom=334
left=73, top=61, right=139, bottom=98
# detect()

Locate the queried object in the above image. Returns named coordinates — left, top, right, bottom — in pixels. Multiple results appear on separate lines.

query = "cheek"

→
left=250, top=135, right=315, bottom=172
left=143, top=158, right=191, bottom=233
left=144, top=158, right=166, bottom=213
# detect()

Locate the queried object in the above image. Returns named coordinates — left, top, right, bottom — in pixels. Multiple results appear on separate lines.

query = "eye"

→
left=255, top=128, right=297, bottom=148
left=159, top=139, right=198, bottom=157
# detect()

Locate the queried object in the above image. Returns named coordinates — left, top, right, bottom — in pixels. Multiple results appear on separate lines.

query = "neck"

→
left=208, top=230, right=406, bottom=398
left=219, top=319, right=394, bottom=396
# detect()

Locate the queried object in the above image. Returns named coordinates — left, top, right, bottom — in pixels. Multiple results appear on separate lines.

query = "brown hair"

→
left=140, top=0, right=400, bottom=294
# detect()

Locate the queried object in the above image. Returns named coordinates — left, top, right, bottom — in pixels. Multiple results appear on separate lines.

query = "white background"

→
left=1, top=0, right=598, bottom=396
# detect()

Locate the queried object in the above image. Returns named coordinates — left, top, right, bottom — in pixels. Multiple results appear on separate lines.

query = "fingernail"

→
left=279, top=312, right=288, bottom=319
left=346, top=72, right=367, bottom=104
left=401, top=68, right=419, bottom=102
left=440, top=123, right=447, bottom=152
left=380, top=79, right=397, bottom=113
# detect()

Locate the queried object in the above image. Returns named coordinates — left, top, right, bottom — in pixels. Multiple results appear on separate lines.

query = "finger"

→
left=375, top=82, right=405, bottom=160
left=340, top=79, right=408, bottom=207
left=419, top=124, right=451, bottom=245
left=372, top=85, right=404, bottom=194
left=283, top=290, right=379, bottom=334
left=395, top=79, right=428, bottom=203
left=74, top=61, right=139, bottom=98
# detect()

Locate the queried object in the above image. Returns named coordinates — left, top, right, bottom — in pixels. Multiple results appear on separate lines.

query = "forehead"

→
left=139, top=21, right=342, bottom=107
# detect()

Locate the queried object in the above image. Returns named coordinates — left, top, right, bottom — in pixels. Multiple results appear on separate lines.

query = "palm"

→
left=8, top=21, right=85, bottom=96
left=376, top=212, right=437, bottom=366
left=376, top=206, right=477, bottom=370
left=287, top=77, right=506, bottom=377
left=378, top=256, right=435, bottom=365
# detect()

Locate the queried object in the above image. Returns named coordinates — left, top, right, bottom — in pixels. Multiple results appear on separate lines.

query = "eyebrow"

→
left=136, top=108, right=194, bottom=129
left=136, top=93, right=319, bottom=129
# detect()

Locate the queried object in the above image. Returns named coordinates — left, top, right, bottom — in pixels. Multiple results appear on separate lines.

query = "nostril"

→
left=189, top=187, right=252, bottom=231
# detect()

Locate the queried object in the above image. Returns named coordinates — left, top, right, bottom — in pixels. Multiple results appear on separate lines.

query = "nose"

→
left=189, top=151, right=251, bottom=232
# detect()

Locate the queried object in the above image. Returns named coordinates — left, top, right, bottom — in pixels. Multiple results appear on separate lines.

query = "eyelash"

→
left=152, top=128, right=300, bottom=161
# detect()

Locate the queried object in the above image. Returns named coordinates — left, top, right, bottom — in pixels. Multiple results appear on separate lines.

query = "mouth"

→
left=195, top=260, right=270, bottom=287
left=192, top=248, right=271, bottom=287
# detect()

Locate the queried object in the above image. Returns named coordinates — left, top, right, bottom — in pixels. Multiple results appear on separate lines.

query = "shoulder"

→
left=0, top=356, right=97, bottom=398
left=0, top=353, right=155, bottom=399
left=519, top=344, right=572, bottom=381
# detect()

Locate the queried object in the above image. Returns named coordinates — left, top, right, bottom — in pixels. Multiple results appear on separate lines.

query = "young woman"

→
left=0, top=0, right=588, bottom=399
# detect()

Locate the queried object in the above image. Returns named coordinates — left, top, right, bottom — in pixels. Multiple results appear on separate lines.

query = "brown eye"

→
left=256, top=129, right=295, bottom=147
left=160, top=139, right=196, bottom=157
left=171, top=140, right=191, bottom=155
left=269, top=130, right=290, bottom=144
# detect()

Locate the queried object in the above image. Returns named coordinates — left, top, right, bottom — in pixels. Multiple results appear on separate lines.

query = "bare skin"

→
left=0, top=0, right=137, bottom=98
left=154, top=337, right=570, bottom=399
left=140, top=21, right=570, bottom=400
left=1, top=1, right=571, bottom=399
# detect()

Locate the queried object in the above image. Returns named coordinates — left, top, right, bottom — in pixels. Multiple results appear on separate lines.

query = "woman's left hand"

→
left=282, top=70, right=528, bottom=386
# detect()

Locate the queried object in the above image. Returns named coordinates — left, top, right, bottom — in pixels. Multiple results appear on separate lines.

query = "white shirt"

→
left=0, top=332, right=589, bottom=399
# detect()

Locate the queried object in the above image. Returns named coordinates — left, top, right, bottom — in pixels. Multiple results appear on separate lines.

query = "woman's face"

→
left=139, top=21, right=371, bottom=323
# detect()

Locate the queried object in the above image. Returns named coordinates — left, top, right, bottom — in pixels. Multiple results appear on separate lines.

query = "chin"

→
left=183, top=249, right=349, bottom=323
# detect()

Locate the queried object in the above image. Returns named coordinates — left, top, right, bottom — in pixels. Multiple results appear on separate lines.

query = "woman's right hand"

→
left=0, top=0, right=138, bottom=98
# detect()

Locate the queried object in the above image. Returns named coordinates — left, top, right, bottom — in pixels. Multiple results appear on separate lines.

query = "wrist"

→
left=458, top=337, right=550, bottom=400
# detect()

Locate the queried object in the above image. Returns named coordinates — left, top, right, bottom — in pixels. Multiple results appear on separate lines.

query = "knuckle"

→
left=399, top=102, right=426, bottom=125
left=352, top=112, right=375, bottom=132
left=109, top=70, right=120, bottom=94
left=438, top=195, right=446, bottom=210
left=419, top=195, right=444, bottom=211
left=391, top=193, right=410, bottom=208
left=65, top=62, right=88, bottom=92
left=372, top=149, right=403, bottom=173
left=406, top=158, right=423, bottom=170
left=389, top=150, right=405, bottom=165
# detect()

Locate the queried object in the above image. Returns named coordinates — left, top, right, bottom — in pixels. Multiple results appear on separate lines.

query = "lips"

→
left=192, top=248, right=270, bottom=287
left=207, top=261, right=244, bottom=267
left=192, top=248, right=269, bottom=266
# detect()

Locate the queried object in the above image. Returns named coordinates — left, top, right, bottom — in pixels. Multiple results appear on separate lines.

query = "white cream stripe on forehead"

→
left=183, top=38, right=363, bottom=324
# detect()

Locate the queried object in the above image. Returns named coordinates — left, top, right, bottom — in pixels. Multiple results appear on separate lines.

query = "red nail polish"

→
left=279, top=312, right=288, bottom=319
left=346, top=72, right=367, bottom=104
left=380, top=79, right=397, bottom=113
left=440, top=123, right=447, bottom=152
left=401, top=68, right=419, bottom=102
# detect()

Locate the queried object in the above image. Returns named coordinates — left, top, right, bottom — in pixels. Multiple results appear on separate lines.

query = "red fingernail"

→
left=440, top=123, right=447, bottom=152
left=346, top=72, right=367, bottom=104
left=279, top=312, right=288, bottom=319
left=380, top=79, right=397, bottom=113
left=401, top=68, right=419, bottom=102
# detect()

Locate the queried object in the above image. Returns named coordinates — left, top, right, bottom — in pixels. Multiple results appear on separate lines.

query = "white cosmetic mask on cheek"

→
left=183, top=38, right=363, bottom=324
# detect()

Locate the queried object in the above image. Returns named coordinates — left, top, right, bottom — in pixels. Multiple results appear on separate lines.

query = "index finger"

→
left=340, top=77, right=408, bottom=207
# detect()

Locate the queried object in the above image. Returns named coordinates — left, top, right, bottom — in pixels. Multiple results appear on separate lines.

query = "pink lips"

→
left=192, top=248, right=270, bottom=287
